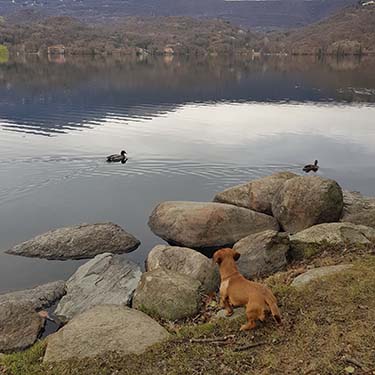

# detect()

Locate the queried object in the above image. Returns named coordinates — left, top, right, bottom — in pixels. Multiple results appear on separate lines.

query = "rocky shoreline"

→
left=1, top=172, right=375, bottom=363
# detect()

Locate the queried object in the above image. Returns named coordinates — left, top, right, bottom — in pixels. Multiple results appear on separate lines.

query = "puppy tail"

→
left=266, top=298, right=282, bottom=325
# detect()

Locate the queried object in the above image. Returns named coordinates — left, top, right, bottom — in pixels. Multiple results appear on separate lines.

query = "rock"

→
left=55, top=253, right=142, bottom=320
left=146, top=245, right=219, bottom=293
left=342, top=190, right=375, bottom=216
left=214, top=172, right=297, bottom=215
left=148, top=201, right=279, bottom=249
left=341, top=191, right=375, bottom=229
left=6, top=223, right=140, bottom=260
left=291, top=264, right=353, bottom=287
left=133, top=268, right=202, bottom=321
left=342, top=208, right=375, bottom=229
left=43, top=305, right=169, bottom=363
left=0, top=281, right=66, bottom=310
left=289, top=222, right=375, bottom=259
left=215, top=307, right=245, bottom=321
left=0, top=301, right=44, bottom=353
left=233, top=230, right=289, bottom=279
left=272, top=176, right=343, bottom=233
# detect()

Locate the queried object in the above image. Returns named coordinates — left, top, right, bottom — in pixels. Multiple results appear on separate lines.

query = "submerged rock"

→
left=43, top=305, right=169, bottom=363
left=148, top=201, right=279, bottom=249
left=291, top=264, right=353, bottom=287
left=272, top=176, right=343, bottom=233
left=55, top=253, right=142, bottom=320
left=0, top=301, right=44, bottom=353
left=214, top=172, right=297, bottom=215
left=146, top=245, right=219, bottom=293
left=0, top=281, right=66, bottom=310
left=5, top=223, right=140, bottom=260
left=289, top=222, right=375, bottom=259
left=133, top=268, right=202, bottom=321
left=233, top=230, right=289, bottom=279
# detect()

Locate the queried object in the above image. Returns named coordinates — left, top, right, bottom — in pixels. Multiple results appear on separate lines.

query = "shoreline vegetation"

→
left=0, top=6, right=375, bottom=58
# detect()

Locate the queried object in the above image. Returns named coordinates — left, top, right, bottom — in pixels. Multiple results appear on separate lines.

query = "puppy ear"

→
left=213, top=253, right=222, bottom=265
left=233, top=251, right=241, bottom=261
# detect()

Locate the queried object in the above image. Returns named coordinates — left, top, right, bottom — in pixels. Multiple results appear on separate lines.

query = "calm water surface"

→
left=1, top=55, right=375, bottom=293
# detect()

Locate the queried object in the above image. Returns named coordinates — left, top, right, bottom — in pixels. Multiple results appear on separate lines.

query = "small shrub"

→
left=0, top=44, right=9, bottom=63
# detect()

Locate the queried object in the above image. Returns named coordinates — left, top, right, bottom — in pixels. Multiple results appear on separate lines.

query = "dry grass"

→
left=1, top=256, right=375, bottom=375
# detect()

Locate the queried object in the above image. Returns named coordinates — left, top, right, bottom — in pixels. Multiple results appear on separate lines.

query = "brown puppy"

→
left=213, top=248, right=281, bottom=331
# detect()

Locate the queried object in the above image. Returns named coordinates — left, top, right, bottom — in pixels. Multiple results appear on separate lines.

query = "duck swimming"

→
left=106, top=150, right=127, bottom=163
left=303, top=160, right=319, bottom=173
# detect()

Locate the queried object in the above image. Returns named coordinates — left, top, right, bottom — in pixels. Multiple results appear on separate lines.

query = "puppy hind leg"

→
left=240, top=317, right=256, bottom=331
left=240, top=306, right=258, bottom=331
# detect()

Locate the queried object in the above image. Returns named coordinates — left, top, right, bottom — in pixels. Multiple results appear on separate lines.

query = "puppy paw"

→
left=225, top=310, right=234, bottom=317
left=240, top=322, right=255, bottom=331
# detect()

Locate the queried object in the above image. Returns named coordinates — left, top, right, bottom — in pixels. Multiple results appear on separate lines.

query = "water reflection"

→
left=1, top=55, right=375, bottom=137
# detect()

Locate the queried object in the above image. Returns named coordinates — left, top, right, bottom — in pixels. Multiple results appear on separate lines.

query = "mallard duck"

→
left=106, top=150, right=127, bottom=163
left=303, top=160, right=319, bottom=173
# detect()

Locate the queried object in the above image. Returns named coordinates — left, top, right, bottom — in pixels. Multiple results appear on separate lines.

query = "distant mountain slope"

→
left=266, top=6, right=375, bottom=54
left=1, top=0, right=356, bottom=28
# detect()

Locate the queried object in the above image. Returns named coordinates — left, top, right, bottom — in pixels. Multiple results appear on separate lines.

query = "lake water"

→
left=1, top=55, right=375, bottom=293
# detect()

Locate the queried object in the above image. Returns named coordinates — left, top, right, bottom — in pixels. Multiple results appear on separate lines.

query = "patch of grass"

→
left=2, top=257, right=375, bottom=375
left=176, top=321, right=216, bottom=338
left=0, top=340, right=46, bottom=375
left=290, top=239, right=375, bottom=262
left=0, top=45, right=9, bottom=64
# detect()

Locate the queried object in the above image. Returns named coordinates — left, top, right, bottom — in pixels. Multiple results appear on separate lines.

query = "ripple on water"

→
left=0, top=153, right=302, bottom=205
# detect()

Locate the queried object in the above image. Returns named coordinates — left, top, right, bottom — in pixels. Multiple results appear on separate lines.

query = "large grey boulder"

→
left=43, top=305, right=169, bottom=363
left=341, top=191, right=375, bottom=229
left=214, top=172, right=297, bottom=215
left=6, top=223, right=140, bottom=260
left=0, top=301, right=44, bottom=353
left=148, top=201, right=279, bottom=249
left=55, top=253, right=142, bottom=320
left=0, top=281, right=66, bottom=310
left=233, top=230, right=289, bottom=279
left=291, top=264, right=353, bottom=288
left=272, top=176, right=343, bottom=233
left=289, top=222, right=375, bottom=259
left=133, top=268, right=202, bottom=321
left=146, top=245, right=219, bottom=293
